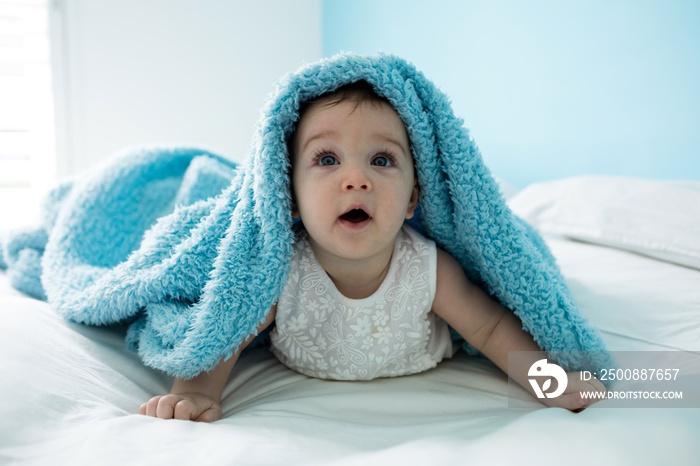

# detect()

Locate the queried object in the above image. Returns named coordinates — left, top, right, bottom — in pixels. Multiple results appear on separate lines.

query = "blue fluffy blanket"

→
left=0, top=54, right=608, bottom=378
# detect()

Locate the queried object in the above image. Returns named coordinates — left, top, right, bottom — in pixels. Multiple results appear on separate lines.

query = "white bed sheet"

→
left=2, top=233, right=699, bottom=465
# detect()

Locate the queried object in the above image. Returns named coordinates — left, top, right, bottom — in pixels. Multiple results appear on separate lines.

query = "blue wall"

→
left=323, top=0, right=700, bottom=187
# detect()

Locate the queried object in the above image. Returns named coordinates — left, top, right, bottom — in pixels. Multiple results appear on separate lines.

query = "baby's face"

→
left=291, top=99, right=419, bottom=263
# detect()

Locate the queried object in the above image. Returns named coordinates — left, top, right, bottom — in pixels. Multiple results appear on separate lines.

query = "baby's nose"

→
left=345, top=182, right=369, bottom=190
left=343, top=167, right=371, bottom=191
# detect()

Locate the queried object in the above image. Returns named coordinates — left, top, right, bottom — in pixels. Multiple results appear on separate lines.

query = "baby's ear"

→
left=405, top=182, right=420, bottom=220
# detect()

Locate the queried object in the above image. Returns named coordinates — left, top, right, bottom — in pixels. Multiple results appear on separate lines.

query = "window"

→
left=0, top=0, right=55, bottom=229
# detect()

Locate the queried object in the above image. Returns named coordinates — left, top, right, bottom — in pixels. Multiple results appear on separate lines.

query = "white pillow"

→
left=508, top=176, right=700, bottom=270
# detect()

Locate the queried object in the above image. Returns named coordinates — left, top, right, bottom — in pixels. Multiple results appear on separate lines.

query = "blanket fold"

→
left=1, top=53, right=608, bottom=378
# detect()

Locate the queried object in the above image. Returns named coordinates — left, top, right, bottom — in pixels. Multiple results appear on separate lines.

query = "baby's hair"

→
left=298, top=80, right=388, bottom=118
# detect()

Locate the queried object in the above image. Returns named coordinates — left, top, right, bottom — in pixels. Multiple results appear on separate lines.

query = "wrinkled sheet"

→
left=1, top=236, right=699, bottom=465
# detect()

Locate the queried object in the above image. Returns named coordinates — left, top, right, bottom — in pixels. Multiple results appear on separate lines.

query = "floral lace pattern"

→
left=270, top=226, right=450, bottom=380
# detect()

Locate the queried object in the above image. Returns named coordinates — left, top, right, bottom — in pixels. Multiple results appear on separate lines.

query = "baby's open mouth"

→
left=340, top=209, right=370, bottom=224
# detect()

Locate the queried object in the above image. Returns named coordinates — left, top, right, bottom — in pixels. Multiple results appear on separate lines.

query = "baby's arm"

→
left=139, top=306, right=276, bottom=422
left=432, top=249, right=604, bottom=411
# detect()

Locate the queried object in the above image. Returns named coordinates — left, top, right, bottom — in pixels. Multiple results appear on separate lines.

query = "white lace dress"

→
left=270, top=226, right=453, bottom=380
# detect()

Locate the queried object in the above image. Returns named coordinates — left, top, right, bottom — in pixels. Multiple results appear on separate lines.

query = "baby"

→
left=140, top=81, right=604, bottom=421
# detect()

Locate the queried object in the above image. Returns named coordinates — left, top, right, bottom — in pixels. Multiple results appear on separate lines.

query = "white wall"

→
left=50, top=0, right=321, bottom=176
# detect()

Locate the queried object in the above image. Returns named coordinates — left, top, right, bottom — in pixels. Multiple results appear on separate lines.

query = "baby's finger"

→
left=173, top=398, right=198, bottom=421
left=555, top=392, right=588, bottom=412
left=155, top=394, right=183, bottom=419
left=143, top=396, right=163, bottom=417
left=196, top=405, right=222, bottom=423
left=588, top=378, right=606, bottom=393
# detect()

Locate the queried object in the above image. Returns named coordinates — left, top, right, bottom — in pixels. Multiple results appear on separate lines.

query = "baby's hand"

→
left=139, top=392, right=222, bottom=422
left=542, top=372, right=606, bottom=412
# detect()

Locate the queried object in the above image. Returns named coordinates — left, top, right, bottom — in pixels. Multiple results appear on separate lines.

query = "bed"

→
left=1, top=175, right=699, bottom=465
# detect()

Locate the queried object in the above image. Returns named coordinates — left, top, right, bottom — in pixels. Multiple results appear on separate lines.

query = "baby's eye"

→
left=317, top=154, right=338, bottom=166
left=371, top=154, right=395, bottom=167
